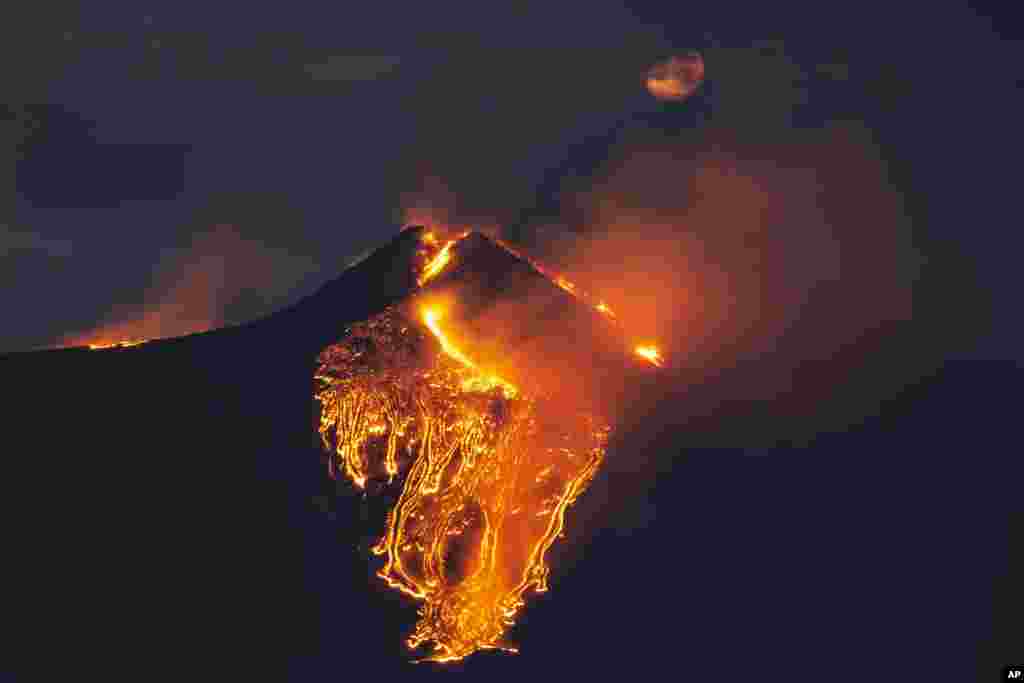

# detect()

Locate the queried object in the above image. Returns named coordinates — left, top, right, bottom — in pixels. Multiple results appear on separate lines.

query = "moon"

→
left=646, top=53, right=705, bottom=101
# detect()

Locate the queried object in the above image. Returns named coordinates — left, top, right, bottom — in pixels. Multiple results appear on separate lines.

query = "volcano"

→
left=4, top=226, right=1021, bottom=679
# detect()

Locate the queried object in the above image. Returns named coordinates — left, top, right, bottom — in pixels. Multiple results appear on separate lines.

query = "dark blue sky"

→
left=3, top=0, right=1021, bottom=359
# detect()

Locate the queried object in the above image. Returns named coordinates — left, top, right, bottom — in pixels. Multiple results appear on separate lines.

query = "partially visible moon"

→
left=646, top=53, right=705, bottom=101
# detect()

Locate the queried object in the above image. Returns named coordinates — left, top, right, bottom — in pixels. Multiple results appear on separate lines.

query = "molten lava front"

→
left=314, top=228, right=661, bottom=662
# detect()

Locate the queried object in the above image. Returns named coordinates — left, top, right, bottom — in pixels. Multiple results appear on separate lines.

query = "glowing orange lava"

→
left=313, top=227, right=663, bottom=662
left=419, top=230, right=663, bottom=368
left=634, top=345, right=664, bottom=367
left=316, top=306, right=607, bottom=661
left=422, top=307, right=516, bottom=398
left=417, top=231, right=471, bottom=287
left=595, top=301, right=616, bottom=319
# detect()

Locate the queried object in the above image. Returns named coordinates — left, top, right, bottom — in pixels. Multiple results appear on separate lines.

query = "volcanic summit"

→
left=314, top=227, right=661, bottom=661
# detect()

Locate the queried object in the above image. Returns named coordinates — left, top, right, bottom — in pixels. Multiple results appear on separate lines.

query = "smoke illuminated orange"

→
left=493, top=238, right=663, bottom=367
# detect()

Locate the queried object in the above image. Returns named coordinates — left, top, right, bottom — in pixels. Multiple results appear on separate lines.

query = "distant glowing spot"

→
left=635, top=345, right=664, bottom=367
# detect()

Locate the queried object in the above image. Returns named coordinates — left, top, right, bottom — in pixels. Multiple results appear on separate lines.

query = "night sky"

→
left=5, top=1, right=1019, bottom=357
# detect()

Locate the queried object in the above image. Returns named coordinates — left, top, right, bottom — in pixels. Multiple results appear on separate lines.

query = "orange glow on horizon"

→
left=85, top=338, right=149, bottom=350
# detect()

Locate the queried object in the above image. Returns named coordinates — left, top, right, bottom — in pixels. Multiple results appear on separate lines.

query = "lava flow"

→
left=314, top=228, right=660, bottom=662
left=418, top=231, right=471, bottom=287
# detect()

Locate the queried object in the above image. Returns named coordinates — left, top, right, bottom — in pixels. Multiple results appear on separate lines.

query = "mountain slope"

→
left=2, top=226, right=1020, bottom=680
